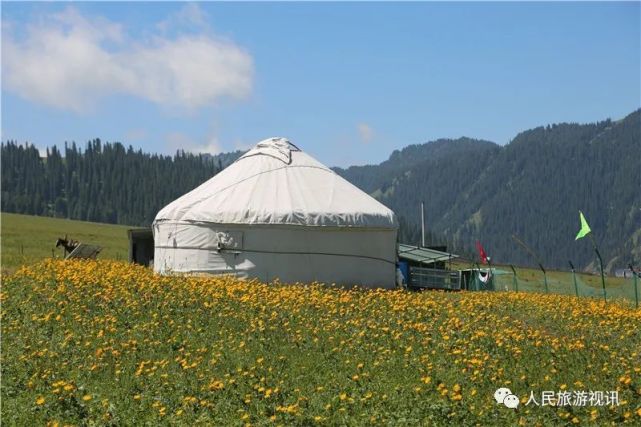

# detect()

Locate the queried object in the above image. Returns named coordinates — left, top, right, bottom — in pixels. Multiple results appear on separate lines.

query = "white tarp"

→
left=153, top=137, right=398, bottom=288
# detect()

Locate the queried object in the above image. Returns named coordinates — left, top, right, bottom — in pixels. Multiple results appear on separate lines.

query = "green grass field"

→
left=1, top=212, right=130, bottom=272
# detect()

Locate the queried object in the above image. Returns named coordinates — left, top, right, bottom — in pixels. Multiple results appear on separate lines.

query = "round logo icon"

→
left=494, top=388, right=519, bottom=409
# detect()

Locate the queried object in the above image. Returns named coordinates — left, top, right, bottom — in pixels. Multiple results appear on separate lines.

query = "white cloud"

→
left=196, top=137, right=223, bottom=155
left=165, top=132, right=222, bottom=155
left=2, top=5, right=253, bottom=112
left=357, top=123, right=374, bottom=143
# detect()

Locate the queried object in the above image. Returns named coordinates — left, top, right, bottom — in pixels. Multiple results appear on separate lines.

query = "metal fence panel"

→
left=409, top=267, right=461, bottom=290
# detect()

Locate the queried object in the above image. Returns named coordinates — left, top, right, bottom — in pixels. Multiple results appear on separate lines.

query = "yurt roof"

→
left=154, top=137, right=398, bottom=229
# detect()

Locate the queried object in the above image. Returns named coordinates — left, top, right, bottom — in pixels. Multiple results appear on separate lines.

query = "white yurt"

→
left=153, top=137, right=398, bottom=288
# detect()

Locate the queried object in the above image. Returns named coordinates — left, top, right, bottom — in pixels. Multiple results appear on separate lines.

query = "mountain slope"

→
left=335, top=110, right=641, bottom=271
left=334, top=138, right=498, bottom=195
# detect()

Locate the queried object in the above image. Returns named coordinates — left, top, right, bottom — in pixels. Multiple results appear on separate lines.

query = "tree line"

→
left=1, top=138, right=466, bottom=255
left=1, top=139, right=221, bottom=226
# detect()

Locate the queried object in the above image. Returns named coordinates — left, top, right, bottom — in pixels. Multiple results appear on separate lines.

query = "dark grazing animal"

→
left=55, top=235, right=79, bottom=256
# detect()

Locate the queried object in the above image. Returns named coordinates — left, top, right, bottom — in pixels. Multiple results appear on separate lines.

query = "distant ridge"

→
left=334, top=109, right=641, bottom=271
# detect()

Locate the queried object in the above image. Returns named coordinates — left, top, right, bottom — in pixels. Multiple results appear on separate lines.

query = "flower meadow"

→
left=2, top=260, right=640, bottom=426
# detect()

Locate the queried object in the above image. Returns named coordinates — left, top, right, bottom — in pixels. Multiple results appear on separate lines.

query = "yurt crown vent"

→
left=239, top=137, right=301, bottom=164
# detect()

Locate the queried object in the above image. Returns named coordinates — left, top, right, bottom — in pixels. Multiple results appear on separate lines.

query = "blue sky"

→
left=2, top=2, right=639, bottom=167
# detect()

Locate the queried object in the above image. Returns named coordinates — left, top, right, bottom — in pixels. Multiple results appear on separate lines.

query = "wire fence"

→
left=490, top=268, right=640, bottom=308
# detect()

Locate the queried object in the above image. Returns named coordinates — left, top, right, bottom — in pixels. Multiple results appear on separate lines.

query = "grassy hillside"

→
left=1, top=212, right=130, bottom=271
left=3, top=259, right=640, bottom=425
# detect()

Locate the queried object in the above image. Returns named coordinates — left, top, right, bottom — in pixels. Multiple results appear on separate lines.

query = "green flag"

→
left=575, top=211, right=591, bottom=240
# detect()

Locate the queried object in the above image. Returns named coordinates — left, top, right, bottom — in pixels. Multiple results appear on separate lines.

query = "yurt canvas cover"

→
left=153, top=137, right=398, bottom=288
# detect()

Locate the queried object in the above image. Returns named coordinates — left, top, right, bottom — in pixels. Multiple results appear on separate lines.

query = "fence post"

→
left=627, top=264, right=638, bottom=309
left=569, top=261, right=578, bottom=297
left=538, top=264, right=549, bottom=294
left=510, top=265, right=518, bottom=292
left=634, top=272, right=639, bottom=309
left=592, top=247, right=607, bottom=303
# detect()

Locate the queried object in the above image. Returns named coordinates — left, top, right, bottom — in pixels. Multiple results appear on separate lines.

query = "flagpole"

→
left=420, top=202, right=425, bottom=248
left=575, top=211, right=605, bottom=302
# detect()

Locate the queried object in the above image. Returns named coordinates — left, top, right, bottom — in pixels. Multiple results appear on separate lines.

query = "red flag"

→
left=476, top=241, right=488, bottom=264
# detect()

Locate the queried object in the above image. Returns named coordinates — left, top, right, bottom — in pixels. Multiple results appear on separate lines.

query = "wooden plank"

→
left=66, top=243, right=102, bottom=260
